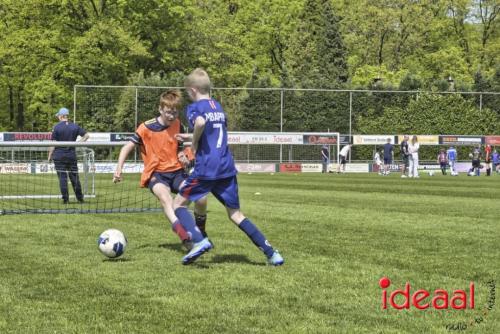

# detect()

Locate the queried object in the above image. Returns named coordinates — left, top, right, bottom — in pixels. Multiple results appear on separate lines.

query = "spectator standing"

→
left=446, top=146, right=458, bottom=176
left=470, top=146, right=482, bottom=176
left=383, top=138, right=393, bottom=176
left=485, top=144, right=492, bottom=176
left=400, top=135, right=410, bottom=178
left=337, top=144, right=352, bottom=173
left=408, top=135, right=420, bottom=178
left=437, top=148, right=448, bottom=175
left=492, top=149, right=499, bottom=174
left=48, top=107, right=89, bottom=204
left=374, top=149, right=383, bottom=175
left=321, top=144, right=330, bottom=173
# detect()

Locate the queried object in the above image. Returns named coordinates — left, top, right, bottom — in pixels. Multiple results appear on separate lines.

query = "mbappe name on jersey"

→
left=204, top=112, right=225, bottom=122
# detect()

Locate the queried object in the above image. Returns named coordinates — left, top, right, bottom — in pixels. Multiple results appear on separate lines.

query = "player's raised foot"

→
left=268, top=250, right=284, bottom=266
left=182, top=238, right=212, bottom=265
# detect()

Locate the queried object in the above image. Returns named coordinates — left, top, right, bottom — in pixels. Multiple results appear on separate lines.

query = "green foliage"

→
left=357, top=93, right=498, bottom=135
left=238, top=74, right=281, bottom=132
left=285, top=0, right=348, bottom=88
left=0, top=0, right=499, bottom=132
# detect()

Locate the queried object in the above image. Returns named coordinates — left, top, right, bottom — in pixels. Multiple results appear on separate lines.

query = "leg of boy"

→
left=194, top=196, right=208, bottom=238
left=152, top=182, right=193, bottom=245
left=227, top=209, right=284, bottom=266
left=212, top=176, right=284, bottom=266
left=174, top=193, right=211, bottom=265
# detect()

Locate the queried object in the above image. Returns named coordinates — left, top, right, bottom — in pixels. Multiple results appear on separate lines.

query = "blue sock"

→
left=238, top=218, right=274, bottom=258
left=175, top=208, right=204, bottom=243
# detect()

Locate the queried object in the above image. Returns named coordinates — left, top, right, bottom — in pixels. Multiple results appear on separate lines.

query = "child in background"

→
left=437, top=148, right=448, bottom=175
left=492, top=149, right=499, bottom=174
left=374, top=149, right=383, bottom=175
left=485, top=145, right=492, bottom=176
left=446, top=146, right=458, bottom=176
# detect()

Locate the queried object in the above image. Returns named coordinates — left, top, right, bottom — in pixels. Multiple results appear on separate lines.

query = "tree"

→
left=285, top=0, right=348, bottom=88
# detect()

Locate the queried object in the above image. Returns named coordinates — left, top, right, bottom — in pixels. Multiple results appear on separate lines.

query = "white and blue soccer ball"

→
left=98, top=229, right=127, bottom=258
left=428, top=171, right=435, bottom=176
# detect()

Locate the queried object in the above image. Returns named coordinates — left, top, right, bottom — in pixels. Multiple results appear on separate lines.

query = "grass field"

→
left=0, top=172, right=499, bottom=333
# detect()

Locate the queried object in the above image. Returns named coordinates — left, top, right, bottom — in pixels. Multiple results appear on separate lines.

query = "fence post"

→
left=134, top=87, right=139, bottom=163
left=73, top=86, right=77, bottom=123
left=280, top=88, right=284, bottom=132
left=349, top=91, right=352, bottom=162
left=134, top=88, right=139, bottom=130
left=479, top=93, right=482, bottom=113
left=280, top=88, right=284, bottom=163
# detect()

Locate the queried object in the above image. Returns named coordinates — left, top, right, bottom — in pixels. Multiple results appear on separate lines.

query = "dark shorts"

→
left=440, top=162, right=447, bottom=168
left=384, top=157, right=392, bottom=164
left=180, top=175, right=240, bottom=209
left=400, top=154, right=409, bottom=166
left=339, top=155, right=346, bottom=165
left=148, top=169, right=187, bottom=194
left=472, top=159, right=481, bottom=168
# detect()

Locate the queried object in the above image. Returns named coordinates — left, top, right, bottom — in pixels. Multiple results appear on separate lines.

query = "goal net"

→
left=0, top=132, right=340, bottom=214
left=0, top=141, right=157, bottom=215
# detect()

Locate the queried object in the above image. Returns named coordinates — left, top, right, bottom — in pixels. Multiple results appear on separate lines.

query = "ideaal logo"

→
left=379, top=277, right=474, bottom=310
left=379, top=277, right=496, bottom=331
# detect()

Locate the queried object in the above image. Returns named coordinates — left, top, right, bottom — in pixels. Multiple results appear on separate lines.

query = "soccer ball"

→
left=469, top=153, right=473, bottom=158
left=98, top=229, right=127, bottom=258
left=428, top=171, right=434, bottom=176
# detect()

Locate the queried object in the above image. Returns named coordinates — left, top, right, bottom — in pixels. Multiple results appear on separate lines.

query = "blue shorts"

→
left=179, top=175, right=240, bottom=209
left=384, top=157, right=392, bottom=164
left=148, top=169, right=186, bottom=194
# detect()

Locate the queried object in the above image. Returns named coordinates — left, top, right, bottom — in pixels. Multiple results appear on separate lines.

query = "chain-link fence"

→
left=73, top=85, right=500, bottom=162
left=74, top=85, right=500, bottom=135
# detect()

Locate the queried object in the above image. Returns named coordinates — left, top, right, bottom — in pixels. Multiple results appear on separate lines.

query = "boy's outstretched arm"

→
left=113, top=141, right=136, bottom=183
left=191, top=116, right=206, bottom=154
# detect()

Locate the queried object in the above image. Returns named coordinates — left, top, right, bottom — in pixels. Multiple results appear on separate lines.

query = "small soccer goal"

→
left=0, top=141, right=158, bottom=214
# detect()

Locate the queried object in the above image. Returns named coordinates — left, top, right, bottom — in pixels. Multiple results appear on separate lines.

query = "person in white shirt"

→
left=408, top=135, right=420, bottom=178
left=337, top=144, right=352, bottom=173
left=374, top=150, right=383, bottom=175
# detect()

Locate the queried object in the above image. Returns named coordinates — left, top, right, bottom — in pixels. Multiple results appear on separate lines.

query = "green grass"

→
left=0, top=173, right=499, bottom=333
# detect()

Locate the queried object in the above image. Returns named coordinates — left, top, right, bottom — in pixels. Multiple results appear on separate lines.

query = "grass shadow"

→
left=158, top=242, right=185, bottom=253
left=210, top=254, right=265, bottom=266
left=102, top=257, right=131, bottom=262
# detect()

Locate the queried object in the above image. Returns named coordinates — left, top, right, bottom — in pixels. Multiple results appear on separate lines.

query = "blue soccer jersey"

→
left=186, top=99, right=237, bottom=180
left=447, top=147, right=457, bottom=161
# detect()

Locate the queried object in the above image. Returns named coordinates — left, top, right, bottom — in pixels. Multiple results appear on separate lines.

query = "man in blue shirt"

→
left=48, top=108, right=89, bottom=204
left=446, top=146, right=458, bottom=176
left=173, top=68, right=284, bottom=266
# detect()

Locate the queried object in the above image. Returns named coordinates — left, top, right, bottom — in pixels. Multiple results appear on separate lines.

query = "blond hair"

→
left=184, top=68, right=211, bottom=94
left=159, top=89, right=182, bottom=110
